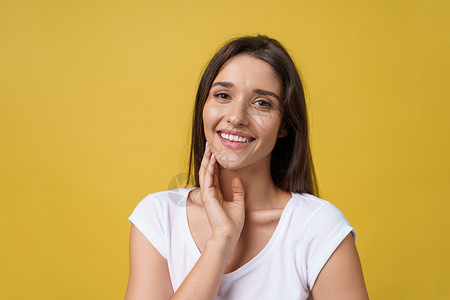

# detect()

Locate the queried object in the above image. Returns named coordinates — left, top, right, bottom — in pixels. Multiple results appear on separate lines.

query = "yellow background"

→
left=1, top=0, right=449, bottom=299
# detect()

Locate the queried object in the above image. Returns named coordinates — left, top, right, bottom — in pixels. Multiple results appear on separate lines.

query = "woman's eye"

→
left=254, top=100, right=272, bottom=107
left=214, top=92, right=230, bottom=100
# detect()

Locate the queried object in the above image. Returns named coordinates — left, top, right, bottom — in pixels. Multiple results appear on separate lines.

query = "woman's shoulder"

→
left=289, top=193, right=351, bottom=229
left=290, top=192, right=339, bottom=212
left=136, top=187, right=195, bottom=205
left=128, top=188, right=194, bottom=260
left=289, top=194, right=357, bottom=291
left=130, top=187, right=195, bottom=216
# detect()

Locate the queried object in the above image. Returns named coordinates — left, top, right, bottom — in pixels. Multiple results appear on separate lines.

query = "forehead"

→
left=213, top=54, right=281, bottom=94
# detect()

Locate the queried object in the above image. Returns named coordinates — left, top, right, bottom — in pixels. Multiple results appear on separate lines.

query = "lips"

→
left=217, top=129, right=255, bottom=150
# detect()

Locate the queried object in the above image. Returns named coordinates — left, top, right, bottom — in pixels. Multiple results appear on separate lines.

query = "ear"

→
left=278, top=123, right=288, bottom=138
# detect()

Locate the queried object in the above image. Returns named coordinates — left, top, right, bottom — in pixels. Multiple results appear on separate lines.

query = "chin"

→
left=216, top=157, right=245, bottom=170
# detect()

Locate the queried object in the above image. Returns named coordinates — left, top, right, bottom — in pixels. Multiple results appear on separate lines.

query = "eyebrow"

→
left=211, top=81, right=281, bottom=101
left=211, top=81, right=234, bottom=88
left=253, top=88, right=281, bottom=102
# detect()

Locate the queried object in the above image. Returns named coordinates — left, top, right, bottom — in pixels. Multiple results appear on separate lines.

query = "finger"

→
left=231, top=177, right=245, bottom=204
left=203, top=152, right=216, bottom=188
left=199, top=143, right=211, bottom=187
left=212, top=158, right=220, bottom=190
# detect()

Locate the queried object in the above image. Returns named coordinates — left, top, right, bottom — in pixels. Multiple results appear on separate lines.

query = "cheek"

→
left=202, top=102, right=222, bottom=132
left=262, top=118, right=283, bottom=145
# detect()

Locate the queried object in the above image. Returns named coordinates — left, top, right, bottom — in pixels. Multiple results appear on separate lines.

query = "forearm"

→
left=170, top=238, right=233, bottom=300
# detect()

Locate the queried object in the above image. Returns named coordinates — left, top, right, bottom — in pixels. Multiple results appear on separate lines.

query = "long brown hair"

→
left=186, top=35, right=319, bottom=196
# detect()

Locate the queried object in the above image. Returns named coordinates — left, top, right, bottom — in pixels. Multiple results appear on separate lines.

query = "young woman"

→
left=125, top=36, right=369, bottom=300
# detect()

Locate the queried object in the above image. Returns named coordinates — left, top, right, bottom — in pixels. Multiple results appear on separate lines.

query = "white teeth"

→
left=220, top=132, right=251, bottom=143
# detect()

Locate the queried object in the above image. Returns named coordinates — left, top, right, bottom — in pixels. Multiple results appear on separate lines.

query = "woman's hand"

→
left=199, top=143, right=246, bottom=250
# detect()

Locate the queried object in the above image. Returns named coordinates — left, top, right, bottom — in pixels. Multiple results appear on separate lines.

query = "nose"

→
left=226, top=100, right=249, bottom=127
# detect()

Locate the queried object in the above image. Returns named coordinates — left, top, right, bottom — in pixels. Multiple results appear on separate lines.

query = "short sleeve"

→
left=302, top=202, right=356, bottom=290
left=128, top=194, right=168, bottom=259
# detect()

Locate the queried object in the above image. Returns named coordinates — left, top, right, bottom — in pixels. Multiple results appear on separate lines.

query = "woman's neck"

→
left=218, top=161, right=291, bottom=211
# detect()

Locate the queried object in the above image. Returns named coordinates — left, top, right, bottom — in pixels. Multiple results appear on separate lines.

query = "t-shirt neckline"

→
left=180, top=187, right=295, bottom=280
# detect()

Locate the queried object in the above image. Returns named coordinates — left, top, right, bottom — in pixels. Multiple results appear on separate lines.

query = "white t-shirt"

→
left=129, top=188, right=356, bottom=300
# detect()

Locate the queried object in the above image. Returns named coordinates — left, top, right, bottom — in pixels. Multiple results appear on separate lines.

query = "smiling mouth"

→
left=217, top=131, right=255, bottom=143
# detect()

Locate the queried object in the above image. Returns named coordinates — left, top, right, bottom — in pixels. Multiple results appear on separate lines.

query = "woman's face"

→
left=202, top=54, right=286, bottom=171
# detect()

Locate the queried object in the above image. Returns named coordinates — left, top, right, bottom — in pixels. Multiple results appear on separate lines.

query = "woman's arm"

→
left=311, top=233, right=369, bottom=300
left=125, top=144, right=245, bottom=300
left=125, top=225, right=237, bottom=300
left=172, top=145, right=245, bottom=299
left=125, top=224, right=173, bottom=300
left=170, top=237, right=235, bottom=299
left=125, top=224, right=236, bottom=300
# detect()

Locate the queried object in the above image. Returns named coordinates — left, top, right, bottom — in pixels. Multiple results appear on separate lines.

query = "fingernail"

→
left=205, top=142, right=209, bottom=149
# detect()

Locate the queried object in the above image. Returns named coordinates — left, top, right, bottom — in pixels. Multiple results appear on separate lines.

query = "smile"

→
left=220, top=132, right=252, bottom=143
left=217, top=130, right=255, bottom=150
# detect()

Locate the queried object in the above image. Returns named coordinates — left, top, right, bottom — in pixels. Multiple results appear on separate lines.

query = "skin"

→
left=200, top=54, right=290, bottom=211
left=125, top=54, right=369, bottom=299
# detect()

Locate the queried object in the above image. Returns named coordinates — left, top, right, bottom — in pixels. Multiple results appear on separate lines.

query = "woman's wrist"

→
left=205, top=237, right=236, bottom=261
